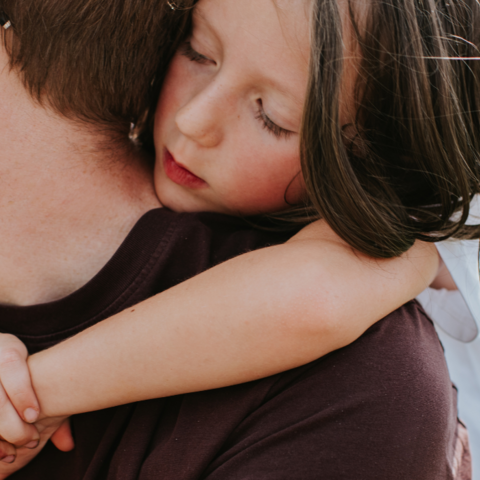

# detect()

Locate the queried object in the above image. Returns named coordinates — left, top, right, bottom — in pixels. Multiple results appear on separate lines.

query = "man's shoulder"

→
left=173, top=300, right=451, bottom=431
left=197, top=301, right=458, bottom=480
left=162, top=209, right=293, bottom=260
left=269, top=300, right=450, bottom=404
left=134, top=301, right=459, bottom=480
left=142, top=208, right=293, bottom=289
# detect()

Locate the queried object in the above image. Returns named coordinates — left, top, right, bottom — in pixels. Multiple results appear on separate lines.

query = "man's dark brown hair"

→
left=0, top=0, right=188, bottom=140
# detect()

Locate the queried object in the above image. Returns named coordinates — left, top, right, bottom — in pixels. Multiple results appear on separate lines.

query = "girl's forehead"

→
left=192, top=0, right=310, bottom=117
left=193, top=0, right=311, bottom=57
left=272, top=0, right=312, bottom=12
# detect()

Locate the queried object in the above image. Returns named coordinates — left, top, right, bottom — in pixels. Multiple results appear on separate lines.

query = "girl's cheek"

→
left=235, top=149, right=303, bottom=212
left=156, top=56, right=193, bottom=121
left=154, top=70, right=191, bottom=148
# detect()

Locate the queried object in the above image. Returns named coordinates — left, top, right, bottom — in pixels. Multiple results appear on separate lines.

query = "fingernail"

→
left=23, top=408, right=38, bottom=423
left=25, top=440, right=39, bottom=449
left=1, top=455, right=15, bottom=464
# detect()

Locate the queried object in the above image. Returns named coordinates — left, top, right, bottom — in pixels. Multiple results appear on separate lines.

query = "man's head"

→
left=0, top=0, right=189, bottom=143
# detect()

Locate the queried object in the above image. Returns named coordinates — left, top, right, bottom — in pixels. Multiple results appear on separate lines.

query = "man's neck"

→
left=0, top=51, right=161, bottom=306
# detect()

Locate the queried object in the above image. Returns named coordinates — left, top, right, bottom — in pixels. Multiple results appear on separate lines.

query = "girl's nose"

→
left=175, top=86, right=225, bottom=148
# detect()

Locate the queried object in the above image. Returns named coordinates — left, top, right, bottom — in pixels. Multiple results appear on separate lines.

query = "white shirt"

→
left=417, top=198, right=480, bottom=479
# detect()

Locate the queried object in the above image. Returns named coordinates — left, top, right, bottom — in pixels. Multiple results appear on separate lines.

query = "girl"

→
left=0, top=0, right=478, bottom=475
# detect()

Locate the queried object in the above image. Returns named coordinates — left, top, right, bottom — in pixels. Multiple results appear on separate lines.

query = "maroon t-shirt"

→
left=0, top=209, right=468, bottom=479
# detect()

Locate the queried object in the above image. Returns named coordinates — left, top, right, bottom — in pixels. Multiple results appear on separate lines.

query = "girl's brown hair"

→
left=148, top=0, right=480, bottom=258
left=303, top=0, right=480, bottom=257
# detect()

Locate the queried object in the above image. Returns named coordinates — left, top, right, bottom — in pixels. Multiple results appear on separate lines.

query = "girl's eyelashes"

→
left=180, top=43, right=292, bottom=141
left=181, top=41, right=214, bottom=65
left=255, top=100, right=293, bottom=140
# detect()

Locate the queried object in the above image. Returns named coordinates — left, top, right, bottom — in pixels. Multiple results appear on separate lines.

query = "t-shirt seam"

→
left=17, top=215, right=182, bottom=342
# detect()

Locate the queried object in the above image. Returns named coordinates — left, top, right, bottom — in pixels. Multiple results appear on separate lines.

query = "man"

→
left=0, top=1, right=470, bottom=478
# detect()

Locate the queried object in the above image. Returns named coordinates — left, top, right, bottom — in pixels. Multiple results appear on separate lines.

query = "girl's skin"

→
left=0, top=0, right=442, bottom=473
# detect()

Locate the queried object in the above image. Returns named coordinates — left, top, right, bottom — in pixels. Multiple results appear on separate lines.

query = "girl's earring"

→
left=167, top=1, right=177, bottom=10
left=0, top=12, right=11, bottom=30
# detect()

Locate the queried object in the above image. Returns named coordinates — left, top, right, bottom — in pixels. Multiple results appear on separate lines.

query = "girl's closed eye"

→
left=181, top=41, right=214, bottom=66
left=181, top=41, right=293, bottom=141
left=255, top=100, right=293, bottom=140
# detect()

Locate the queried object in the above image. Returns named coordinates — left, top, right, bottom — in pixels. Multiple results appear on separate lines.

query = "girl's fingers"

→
left=50, top=420, right=75, bottom=452
left=0, top=336, right=39, bottom=423
left=0, top=439, right=16, bottom=464
left=0, top=386, right=39, bottom=447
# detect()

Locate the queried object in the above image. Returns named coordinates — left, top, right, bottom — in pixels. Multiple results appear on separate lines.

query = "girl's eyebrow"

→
left=191, top=8, right=222, bottom=47
left=192, top=7, right=216, bottom=34
left=191, top=5, right=304, bottom=125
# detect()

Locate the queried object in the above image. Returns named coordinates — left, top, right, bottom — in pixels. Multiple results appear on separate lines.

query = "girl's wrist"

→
left=27, top=352, right=59, bottom=420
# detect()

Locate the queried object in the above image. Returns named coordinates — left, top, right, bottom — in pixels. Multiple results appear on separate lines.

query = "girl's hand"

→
left=0, top=418, right=73, bottom=479
left=0, top=334, right=40, bottom=448
left=0, top=333, right=74, bottom=477
left=0, top=334, right=75, bottom=452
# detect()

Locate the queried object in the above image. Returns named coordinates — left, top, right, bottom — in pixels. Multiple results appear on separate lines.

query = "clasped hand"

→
left=0, top=334, right=74, bottom=478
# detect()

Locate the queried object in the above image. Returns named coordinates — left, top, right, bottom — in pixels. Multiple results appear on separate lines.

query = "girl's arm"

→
left=26, top=219, right=438, bottom=418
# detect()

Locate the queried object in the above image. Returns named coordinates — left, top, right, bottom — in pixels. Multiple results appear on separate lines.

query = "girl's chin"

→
left=156, top=175, right=271, bottom=216
left=156, top=182, right=209, bottom=213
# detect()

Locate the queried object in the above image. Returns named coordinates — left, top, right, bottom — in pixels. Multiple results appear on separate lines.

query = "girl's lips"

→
left=163, top=150, right=207, bottom=189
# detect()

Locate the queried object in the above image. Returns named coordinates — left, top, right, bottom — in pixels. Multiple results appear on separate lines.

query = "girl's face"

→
left=154, top=0, right=310, bottom=215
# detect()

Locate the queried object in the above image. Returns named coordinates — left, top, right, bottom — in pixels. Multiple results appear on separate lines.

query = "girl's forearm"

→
left=29, top=223, right=438, bottom=419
